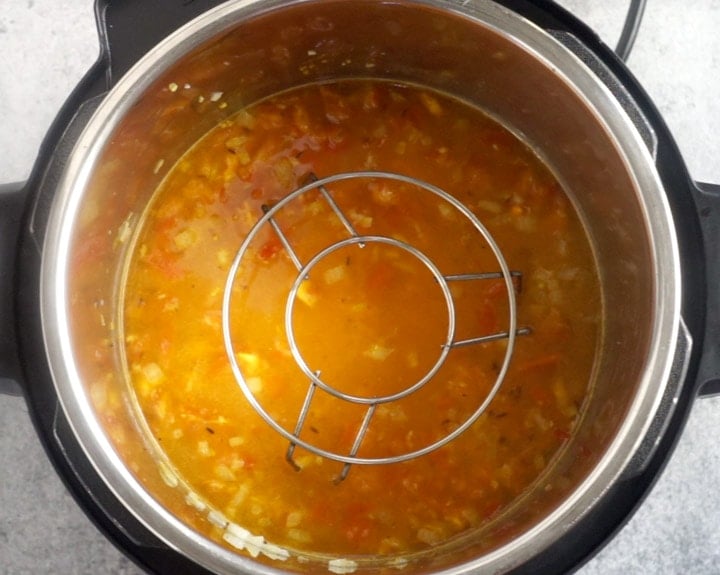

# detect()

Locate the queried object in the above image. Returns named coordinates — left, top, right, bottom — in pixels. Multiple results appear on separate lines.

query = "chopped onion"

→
left=328, top=558, right=359, bottom=574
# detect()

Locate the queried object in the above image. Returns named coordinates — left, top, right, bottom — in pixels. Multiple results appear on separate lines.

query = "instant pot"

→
left=1, top=0, right=719, bottom=573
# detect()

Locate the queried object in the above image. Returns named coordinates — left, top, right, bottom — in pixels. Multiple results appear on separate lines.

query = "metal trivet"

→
left=222, top=171, right=530, bottom=482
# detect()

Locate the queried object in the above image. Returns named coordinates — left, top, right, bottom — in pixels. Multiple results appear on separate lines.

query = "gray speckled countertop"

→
left=1, top=1, right=719, bottom=574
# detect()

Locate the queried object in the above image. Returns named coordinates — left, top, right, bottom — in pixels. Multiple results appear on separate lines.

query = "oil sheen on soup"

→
left=123, top=80, right=601, bottom=560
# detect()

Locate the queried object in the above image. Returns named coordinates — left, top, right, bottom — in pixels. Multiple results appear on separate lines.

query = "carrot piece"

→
left=516, top=354, right=561, bottom=374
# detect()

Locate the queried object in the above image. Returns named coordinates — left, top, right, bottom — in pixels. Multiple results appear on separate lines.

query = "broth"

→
left=122, top=80, right=601, bottom=561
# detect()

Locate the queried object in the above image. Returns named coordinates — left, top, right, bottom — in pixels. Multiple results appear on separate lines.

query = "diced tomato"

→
left=482, top=500, right=503, bottom=519
left=578, top=443, right=593, bottom=459
left=363, top=86, right=381, bottom=110
left=258, top=237, right=283, bottom=261
left=72, top=230, right=110, bottom=268
left=476, top=301, right=499, bottom=334
left=554, top=428, right=572, bottom=442
left=342, top=500, right=373, bottom=542
left=344, top=521, right=372, bottom=543
left=321, top=86, right=350, bottom=124
left=146, top=251, right=183, bottom=279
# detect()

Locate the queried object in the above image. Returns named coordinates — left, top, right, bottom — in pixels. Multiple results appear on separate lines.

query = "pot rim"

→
left=39, top=0, right=683, bottom=573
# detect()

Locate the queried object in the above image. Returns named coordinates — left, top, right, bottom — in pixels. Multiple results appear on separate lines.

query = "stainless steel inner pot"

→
left=40, top=0, right=684, bottom=573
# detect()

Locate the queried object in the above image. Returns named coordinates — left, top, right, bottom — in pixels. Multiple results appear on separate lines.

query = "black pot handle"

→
left=96, top=0, right=227, bottom=87
left=548, top=29, right=719, bottom=400
left=0, top=182, right=28, bottom=396
left=3, top=0, right=213, bottom=393
left=691, top=181, right=720, bottom=398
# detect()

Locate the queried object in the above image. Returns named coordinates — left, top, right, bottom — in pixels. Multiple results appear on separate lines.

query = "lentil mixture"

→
left=122, top=80, right=601, bottom=560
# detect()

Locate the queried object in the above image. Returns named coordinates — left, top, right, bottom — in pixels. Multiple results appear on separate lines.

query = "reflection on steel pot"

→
left=2, top=1, right=719, bottom=574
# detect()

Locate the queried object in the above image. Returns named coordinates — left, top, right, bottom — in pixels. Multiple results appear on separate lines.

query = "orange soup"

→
left=123, top=80, right=600, bottom=562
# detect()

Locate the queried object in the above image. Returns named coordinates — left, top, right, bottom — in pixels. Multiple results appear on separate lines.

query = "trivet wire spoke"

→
left=223, top=171, right=531, bottom=481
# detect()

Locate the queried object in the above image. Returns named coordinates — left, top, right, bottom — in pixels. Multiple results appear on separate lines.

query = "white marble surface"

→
left=1, top=1, right=719, bottom=574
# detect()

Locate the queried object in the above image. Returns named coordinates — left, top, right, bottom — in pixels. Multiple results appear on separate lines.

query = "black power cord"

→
left=615, top=0, right=648, bottom=61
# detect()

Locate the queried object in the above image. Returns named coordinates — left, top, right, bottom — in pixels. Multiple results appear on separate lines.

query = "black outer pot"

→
left=1, top=1, right=719, bottom=573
